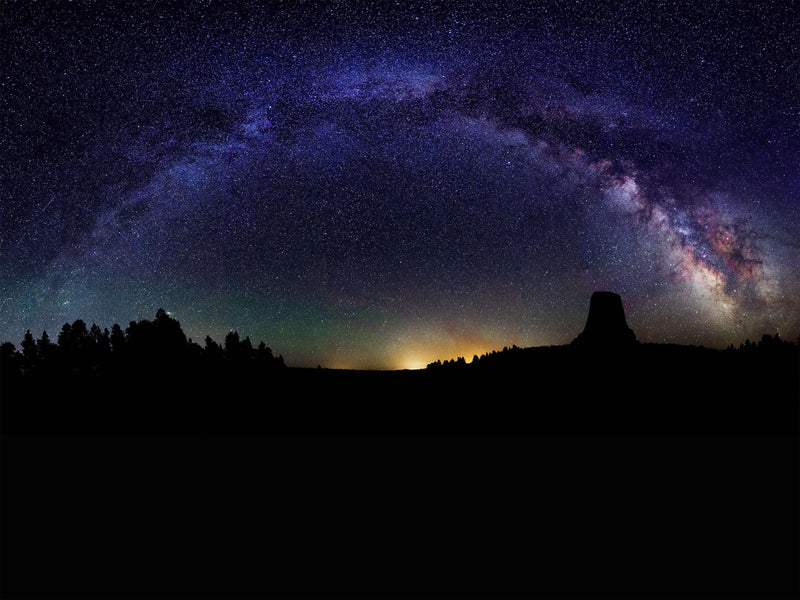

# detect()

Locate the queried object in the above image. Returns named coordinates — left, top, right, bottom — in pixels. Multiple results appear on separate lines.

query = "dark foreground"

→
left=2, top=343, right=798, bottom=598
left=3, top=342, right=799, bottom=434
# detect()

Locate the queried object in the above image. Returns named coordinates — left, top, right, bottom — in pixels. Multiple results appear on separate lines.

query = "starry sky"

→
left=2, top=1, right=799, bottom=369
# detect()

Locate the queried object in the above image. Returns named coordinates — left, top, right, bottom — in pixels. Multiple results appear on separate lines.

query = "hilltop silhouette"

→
left=422, top=292, right=797, bottom=436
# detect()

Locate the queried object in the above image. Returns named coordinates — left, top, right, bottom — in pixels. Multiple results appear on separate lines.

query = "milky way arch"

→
left=2, top=3, right=798, bottom=367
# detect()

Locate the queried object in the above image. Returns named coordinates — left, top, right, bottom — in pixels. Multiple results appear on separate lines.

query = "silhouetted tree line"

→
left=427, top=335, right=800, bottom=371
left=427, top=344, right=554, bottom=370
left=1, top=308, right=285, bottom=382
left=725, top=333, right=798, bottom=355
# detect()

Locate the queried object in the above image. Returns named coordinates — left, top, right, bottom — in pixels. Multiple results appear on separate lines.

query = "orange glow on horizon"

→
left=392, top=344, right=505, bottom=371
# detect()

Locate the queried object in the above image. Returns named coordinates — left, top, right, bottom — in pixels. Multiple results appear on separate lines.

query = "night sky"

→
left=2, top=1, right=798, bottom=369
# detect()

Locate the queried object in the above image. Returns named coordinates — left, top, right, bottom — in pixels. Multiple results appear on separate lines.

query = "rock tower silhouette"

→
left=572, top=291, right=637, bottom=347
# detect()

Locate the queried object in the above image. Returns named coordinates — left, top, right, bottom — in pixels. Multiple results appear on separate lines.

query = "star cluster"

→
left=2, top=1, right=798, bottom=368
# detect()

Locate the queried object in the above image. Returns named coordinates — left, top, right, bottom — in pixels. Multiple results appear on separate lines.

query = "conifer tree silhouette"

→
left=21, top=330, right=37, bottom=365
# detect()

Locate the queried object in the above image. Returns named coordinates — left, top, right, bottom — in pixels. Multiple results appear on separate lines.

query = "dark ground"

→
left=2, top=343, right=798, bottom=598
left=3, top=342, right=798, bottom=434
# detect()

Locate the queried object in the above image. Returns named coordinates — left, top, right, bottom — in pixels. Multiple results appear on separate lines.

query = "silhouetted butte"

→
left=572, top=291, right=636, bottom=348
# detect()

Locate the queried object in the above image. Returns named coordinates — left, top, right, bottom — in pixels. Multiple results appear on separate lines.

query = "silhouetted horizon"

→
left=2, top=293, right=798, bottom=373
left=3, top=292, right=797, bottom=437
